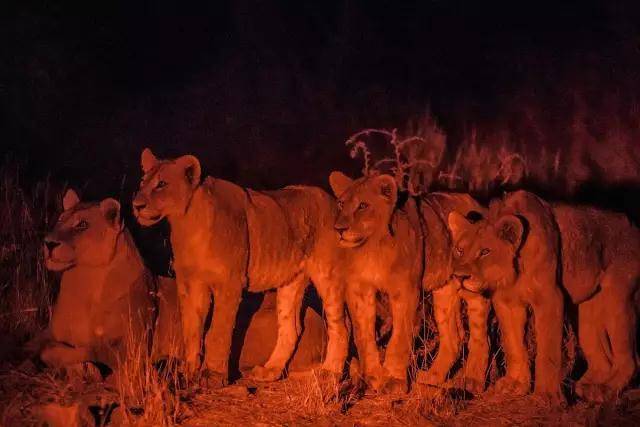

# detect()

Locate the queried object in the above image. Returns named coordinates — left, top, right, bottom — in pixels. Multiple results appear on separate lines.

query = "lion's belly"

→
left=245, top=191, right=311, bottom=291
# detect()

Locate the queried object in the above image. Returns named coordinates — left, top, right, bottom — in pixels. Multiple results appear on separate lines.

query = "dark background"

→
left=2, top=0, right=640, bottom=200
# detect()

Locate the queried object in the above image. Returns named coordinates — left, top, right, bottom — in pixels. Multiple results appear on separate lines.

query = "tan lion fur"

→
left=329, top=172, right=489, bottom=393
left=40, top=190, right=158, bottom=381
left=449, top=190, right=640, bottom=401
left=133, top=149, right=348, bottom=385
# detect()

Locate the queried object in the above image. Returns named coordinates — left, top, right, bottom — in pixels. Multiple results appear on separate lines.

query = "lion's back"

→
left=553, top=203, right=640, bottom=302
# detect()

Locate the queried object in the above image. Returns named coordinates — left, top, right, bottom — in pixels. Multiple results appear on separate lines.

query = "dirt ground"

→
left=2, top=361, right=640, bottom=427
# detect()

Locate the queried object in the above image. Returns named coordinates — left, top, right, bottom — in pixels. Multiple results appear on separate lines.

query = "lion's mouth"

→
left=459, top=278, right=486, bottom=294
left=135, top=211, right=164, bottom=226
left=45, top=257, right=76, bottom=272
left=338, top=236, right=366, bottom=248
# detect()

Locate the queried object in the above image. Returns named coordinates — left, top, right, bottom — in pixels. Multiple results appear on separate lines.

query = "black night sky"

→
left=2, top=0, right=640, bottom=199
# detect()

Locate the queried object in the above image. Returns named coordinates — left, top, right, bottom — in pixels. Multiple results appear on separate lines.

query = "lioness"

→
left=329, top=172, right=489, bottom=393
left=41, top=189, right=160, bottom=379
left=133, top=149, right=348, bottom=386
left=449, top=190, right=640, bottom=401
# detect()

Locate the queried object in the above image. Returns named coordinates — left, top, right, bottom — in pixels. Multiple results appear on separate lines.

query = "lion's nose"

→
left=45, top=240, right=60, bottom=252
left=133, top=200, right=146, bottom=212
left=453, top=273, right=470, bottom=283
left=334, top=223, right=348, bottom=234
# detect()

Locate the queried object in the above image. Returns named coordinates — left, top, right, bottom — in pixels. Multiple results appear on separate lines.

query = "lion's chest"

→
left=172, top=227, right=243, bottom=283
left=348, top=243, right=415, bottom=293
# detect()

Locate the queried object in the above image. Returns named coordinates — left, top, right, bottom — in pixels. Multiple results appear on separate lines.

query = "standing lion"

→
left=132, top=149, right=348, bottom=386
left=449, top=190, right=640, bottom=401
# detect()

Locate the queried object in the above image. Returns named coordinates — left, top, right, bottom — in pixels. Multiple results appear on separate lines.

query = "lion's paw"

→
left=492, top=377, right=529, bottom=396
left=575, top=382, right=614, bottom=403
left=250, top=365, right=282, bottom=382
left=200, top=370, right=229, bottom=389
left=415, top=369, right=444, bottom=387
left=534, top=388, right=566, bottom=406
left=381, top=377, right=408, bottom=394
left=459, top=377, right=485, bottom=396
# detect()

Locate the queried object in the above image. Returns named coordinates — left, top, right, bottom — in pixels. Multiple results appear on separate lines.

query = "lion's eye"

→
left=155, top=180, right=168, bottom=190
left=479, top=248, right=491, bottom=257
left=454, top=246, right=464, bottom=257
left=358, top=202, right=369, bottom=210
left=75, top=219, right=88, bottom=231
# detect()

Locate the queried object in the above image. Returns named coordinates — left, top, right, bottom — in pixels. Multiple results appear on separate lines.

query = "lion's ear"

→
left=448, top=211, right=470, bottom=241
left=329, top=171, right=353, bottom=197
left=375, top=175, right=397, bottom=204
left=141, top=148, right=158, bottom=173
left=100, top=198, right=121, bottom=229
left=495, top=215, right=524, bottom=248
left=63, top=189, right=80, bottom=211
left=176, top=155, right=201, bottom=188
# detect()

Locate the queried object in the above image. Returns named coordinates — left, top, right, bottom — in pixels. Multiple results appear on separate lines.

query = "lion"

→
left=329, top=171, right=489, bottom=393
left=40, top=189, right=161, bottom=381
left=448, top=190, right=640, bottom=401
left=132, top=149, right=348, bottom=386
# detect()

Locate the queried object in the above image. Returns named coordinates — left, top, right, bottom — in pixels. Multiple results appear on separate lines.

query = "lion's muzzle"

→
left=43, top=238, right=75, bottom=271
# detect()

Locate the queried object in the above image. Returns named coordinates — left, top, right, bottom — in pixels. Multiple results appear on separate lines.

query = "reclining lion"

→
left=328, top=172, right=489, bottom=393
left=41, top=189, right=161, bottom=380
left=449, top=190, right=640, bottom=401
left=132, top=149, right=347, bottom=386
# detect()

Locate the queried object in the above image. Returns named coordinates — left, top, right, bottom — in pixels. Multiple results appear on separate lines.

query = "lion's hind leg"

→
left=599, top=269, right=638, bottom=399
left=575, top=295, right=612, bottom=401
left=251, top=275, right=306, bottom=382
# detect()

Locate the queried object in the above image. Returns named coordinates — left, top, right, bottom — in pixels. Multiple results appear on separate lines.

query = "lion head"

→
left=447, top=211, right=525, bottom=294
left=132, top=148, right=202, bottom=226
left=44, top=189, right=123, bottom=271
left=328, top=171, right=398, bottom=248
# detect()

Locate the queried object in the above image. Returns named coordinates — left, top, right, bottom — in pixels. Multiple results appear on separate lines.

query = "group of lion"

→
left=37, top=148, right=639, bottom=404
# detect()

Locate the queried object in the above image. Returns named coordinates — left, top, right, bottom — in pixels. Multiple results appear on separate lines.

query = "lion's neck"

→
left=61, top=229, right=146, bottom=298
left=167, top=186, right=215, bottom=259
left=366, top=201, right=422, bottom=257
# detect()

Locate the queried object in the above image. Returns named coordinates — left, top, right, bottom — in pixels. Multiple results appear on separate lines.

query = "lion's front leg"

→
left=177, top=279, right=211, bottom=377
left=492, top=294, right=530, bottom=396
left=203, top=282, right=243, bottom=386
left=313, top=274, right=348, bottom=375
left=417, top=282, right=462, bottom=387
left=460, top=289, right=490, bottom=394
left=251, top=276, right=306, bottom=382
left=382, top=285, right=419, bottom=393
left=531, top=287, right=564, bottom=402
left=346, top=284, right=388, bottom=392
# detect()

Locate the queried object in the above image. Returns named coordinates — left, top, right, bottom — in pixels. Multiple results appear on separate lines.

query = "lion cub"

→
left=133, top=149, right=348, bottom=386
left=449, top=190, right=640, bottom=401
left=40, top=189, right=164, bottom=380
left=329, top=172, right=489, bottom=393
